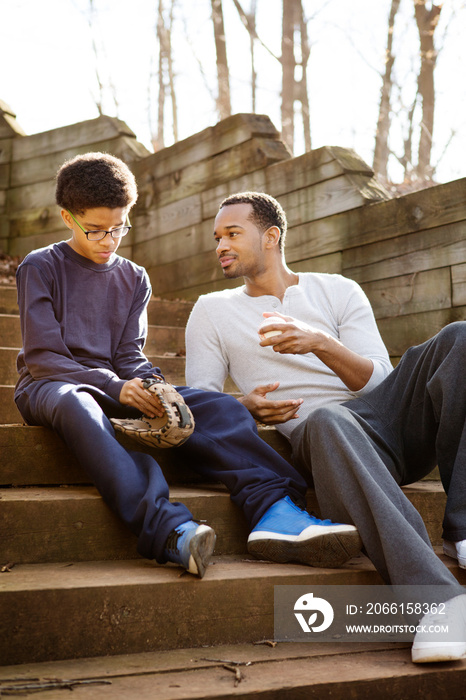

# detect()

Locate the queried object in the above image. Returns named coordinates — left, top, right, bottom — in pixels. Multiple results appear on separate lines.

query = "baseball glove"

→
left=111, top=376, right=195, bottom=448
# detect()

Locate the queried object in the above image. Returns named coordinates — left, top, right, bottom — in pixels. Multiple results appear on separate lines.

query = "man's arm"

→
left=258, top=275, right=392, bottom=396
left=186, top=299, right=303, bottom=424
left=259, top=312, right=374, bottom=391
left=240, top=277, right=392, bottom=424
left=185, top=299, right=229, bottom=391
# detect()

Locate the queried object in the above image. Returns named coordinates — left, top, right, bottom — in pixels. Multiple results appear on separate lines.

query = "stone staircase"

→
left=1, top=283, right=465, bottom=699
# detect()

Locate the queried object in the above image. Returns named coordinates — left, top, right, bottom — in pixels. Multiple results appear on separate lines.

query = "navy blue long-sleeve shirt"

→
left=15, top=241, right=162, bottom=403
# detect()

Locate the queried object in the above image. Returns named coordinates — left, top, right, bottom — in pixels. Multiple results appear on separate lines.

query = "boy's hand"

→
left=238, top=382, right=303, bottom=425
left=120, top=378, right=165, bottom=418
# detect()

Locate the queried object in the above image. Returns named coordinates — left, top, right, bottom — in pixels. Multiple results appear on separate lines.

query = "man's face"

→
left=62, top=207, right=129, bottom=264
left=214, top=203, right=266, bottom=279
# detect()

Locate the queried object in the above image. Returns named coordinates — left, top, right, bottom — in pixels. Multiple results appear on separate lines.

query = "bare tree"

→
left=87, top=0, right=119, bottom=117
left=413, top=0, right=442, bottom=179
left=373, top=0, right=401, bottom=180
left=154, top=0, right=178, bottom=150
left=156, top=0, right=165, bottom=148
left=281, top=0, right=298, bottom=151
left=249, top=0, right=258, bottom=112
left=211, top=0, right=231, bottom=120
left=298, top=1, right=311, bottom=152
left=281, top=0, right=311, bottom=153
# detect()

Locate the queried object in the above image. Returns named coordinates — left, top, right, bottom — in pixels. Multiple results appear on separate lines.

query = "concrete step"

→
left=0, top=313, right=21, bottom=346
left=0, top=285, right=193, bottom=325
left=0, top=350, right=187, bottom=386
left=0, top=480, right=448, bottom=568
left=0, top=556, right=383, bottom=666
left=0, top=424, right=293, bottom=486
left=0, top=375, right=238, bottom=425
left=0, top=285, right=17, bottom=314
left=0, top=485, right=251, bottom=564
left=147, top=297, right=193, bottom=327
left=0, top=553, right=464, bottom=667
left=3, top=642, right=466, bottom=700
left=0, top=385, right=22, bottom=423
left=0, top=347, right=19, bottom=384
left=0, top=314, right=187, bottom=356
left=145, top=325, right=186, bottom=355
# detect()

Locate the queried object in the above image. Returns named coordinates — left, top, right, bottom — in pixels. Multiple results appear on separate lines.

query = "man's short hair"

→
left=219, top=192, right=288, bottom=252
left=55, top=152, right=138, bottom=214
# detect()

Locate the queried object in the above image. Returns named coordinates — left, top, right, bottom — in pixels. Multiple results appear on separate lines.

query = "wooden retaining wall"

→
left=1, top=106, right=465, bottom=357
left=0, top=103, right=150, bottom=259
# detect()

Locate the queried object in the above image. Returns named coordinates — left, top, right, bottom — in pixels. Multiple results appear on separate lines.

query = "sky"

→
left=1, top=0, right=465, bottom=184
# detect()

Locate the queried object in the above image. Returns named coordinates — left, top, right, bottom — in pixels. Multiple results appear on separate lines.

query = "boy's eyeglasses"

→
left=67, top=210, right=132, bottom=241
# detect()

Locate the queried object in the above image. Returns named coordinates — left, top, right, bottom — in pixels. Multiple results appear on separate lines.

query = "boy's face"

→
left=61, top=207, right=129, bottom=264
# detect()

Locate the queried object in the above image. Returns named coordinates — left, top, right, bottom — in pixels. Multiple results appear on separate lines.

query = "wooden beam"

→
left=452, top=263, right=466, bottom=307
left=134, top=137, right=291, bottom=211
left=10, top=136, right=149, bottom=188
left=11, top=115, right=137, bottom=161
left=360, top=267, right=451, bottom=320
left=377, top=306, right=466, bottom=356
left=344, top=221, right=466, bottom=284
left=132, top=113, right=285, bottom=182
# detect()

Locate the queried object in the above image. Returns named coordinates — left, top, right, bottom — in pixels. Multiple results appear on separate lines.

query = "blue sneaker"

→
left=164, top=521, right=216, bottom=578
left=247, top=496, right=362, bottom=568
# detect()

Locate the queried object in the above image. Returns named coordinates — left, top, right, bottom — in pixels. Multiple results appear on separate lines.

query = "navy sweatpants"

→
left=16, top=382, right=307, bottom=563
left=291, top=321, right=466, bottom=594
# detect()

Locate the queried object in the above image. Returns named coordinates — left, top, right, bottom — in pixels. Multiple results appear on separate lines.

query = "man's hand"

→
left=259, top=311, right=374, bottom=392
left=259, top=311, right=328, bottom=355
left=119, top=378, right=165, bottom=418
left=238, top=381, right=303, bottom=425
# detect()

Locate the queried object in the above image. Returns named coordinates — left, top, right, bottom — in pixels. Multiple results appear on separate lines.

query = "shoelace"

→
left=165, top=529, right=182, bottom=555
left=308, top=513, right=333, bottom=526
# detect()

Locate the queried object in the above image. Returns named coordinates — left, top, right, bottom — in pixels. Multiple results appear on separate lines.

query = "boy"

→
left=14, top=154, right=361, bottom=579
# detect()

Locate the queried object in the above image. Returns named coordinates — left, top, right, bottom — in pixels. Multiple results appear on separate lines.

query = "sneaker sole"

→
left=412, top=644, right=466, bottom=663
left=443, top=540, right=466, bottom=569
left=247, top=529, right=362, bottom=568
left=188, top=525, right=217, bottom=578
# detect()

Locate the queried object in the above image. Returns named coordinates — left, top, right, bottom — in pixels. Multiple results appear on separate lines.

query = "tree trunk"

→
left=249, top=0, right=257, bottom=112
left=281, top=0, right=298, bottom=152
left=154, top=0, right=178, bottom=150
left=156, top=0, right=166, bottom=149
left=413, top=0, right=442, bottom=179
left=88, top=0, right=104, bottom=115
left=298, top=0, right=311, bottom=152
left=373, top=0, right=401, bottom=179
left=211, top=0, right=231, bottom=120
left=167, top=0, right=178, bottom=143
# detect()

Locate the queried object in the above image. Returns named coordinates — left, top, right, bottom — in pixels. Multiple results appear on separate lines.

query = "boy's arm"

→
left=111, top=273, right=163, bottom=383
left=110, top=274, right=167, bottom=418
left=17, top=263, right=126, bottom=401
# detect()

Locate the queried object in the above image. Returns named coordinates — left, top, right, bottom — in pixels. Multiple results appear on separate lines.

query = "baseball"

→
left=259, top=316, right=287, bottom=340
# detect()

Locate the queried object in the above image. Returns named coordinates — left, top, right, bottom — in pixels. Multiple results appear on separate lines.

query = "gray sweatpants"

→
left=291, top=321, right=466, bottom=592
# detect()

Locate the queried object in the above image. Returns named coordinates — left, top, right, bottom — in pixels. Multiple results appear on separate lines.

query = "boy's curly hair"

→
left=55, top=152, right=138, bottom=214
left=219, top=191, right=288, bottom=252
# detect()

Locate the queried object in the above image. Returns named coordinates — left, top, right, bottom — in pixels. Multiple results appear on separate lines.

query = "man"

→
left=185, top=191, right=466, bottom=661
left=14, top=155, right=361, bottom=582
